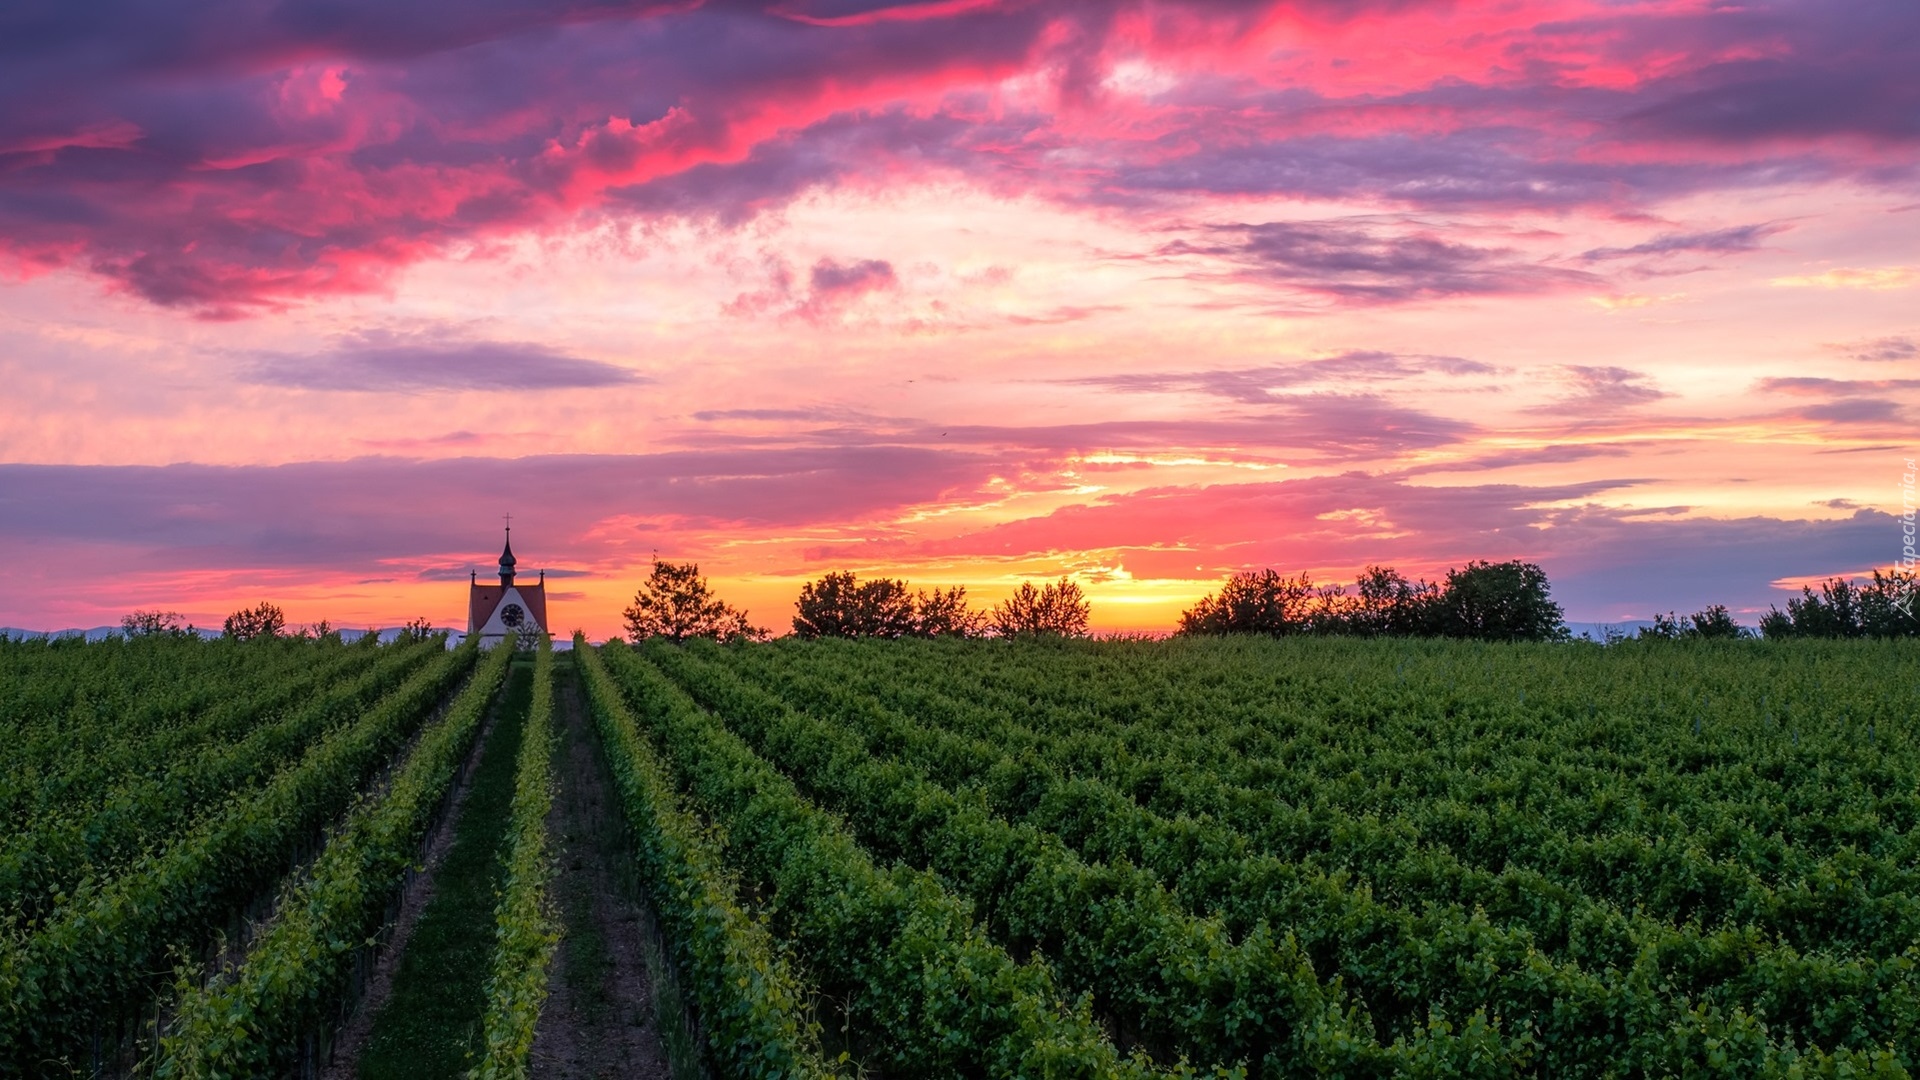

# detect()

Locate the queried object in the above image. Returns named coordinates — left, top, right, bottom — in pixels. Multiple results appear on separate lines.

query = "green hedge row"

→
left=155, top=639, right=511, bottom=1077
left=687, top=638, right=1916, bottom=1077
left=600, top=641, right=1207, bottom=1079
left=471, top=637, right=561, bottom=1079
left=573, top=637, right=828, bottom=1080
left=0, top=640, right=478, bottom=1073
left=650, top=639, right=1376, bottom=1076
left=1, top=637, right=440, bottom=926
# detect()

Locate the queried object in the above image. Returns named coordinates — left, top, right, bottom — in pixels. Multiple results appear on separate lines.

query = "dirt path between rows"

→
left=528, top=658, right=672, bottom=1080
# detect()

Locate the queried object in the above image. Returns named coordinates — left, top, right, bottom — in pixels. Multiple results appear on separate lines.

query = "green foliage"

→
left=626, top=635, right=1920, bottom=1077
left=649, top=639, right=1375, bottom=1075
left=1180, top=560, right=1567, bottom=642
left=913, top=584, right=986, bottom=637
left=156, top=640, right=513, bottom=1076
left=792, top=572, right=988, bottom=639
left=600, top=641, right=1207, bottom=1078
left=12, top=623, right=1920, bottom=1078
left=0, top=637, right=440, bottom=928
left=1644, top=604, right=1750, bottom=639
left=471, top=639, right=561, bottom=1079
left=357, top=656, right=531, bottom=1079
left=793, top=572, right=915, bottom=638
left=221, top=601, right=286, bottom=641
left=1177, top=569, right=1330, bottom=636
left=990, top=577, right=1092, bottom=637
left=120, top=609, right=195, bottom=638
left=574, top=637, right=828, bottom=1079
left=1760, top=570, right=1919, bottom=638
left=1426, top=560, right=1568, bottom=642
left=0, top=637, right=477, bottom=1072
left=622, top=558, right=766, bottom=643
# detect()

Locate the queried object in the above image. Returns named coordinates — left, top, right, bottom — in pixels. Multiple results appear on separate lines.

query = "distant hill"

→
left=0, top=626, right=146, bottom=642
left=5, top=622, right=1687, bottom=646
left=1566, top=620, right=1658, bottom=641
left=0, top=626, right=578, bottom=650
left=2, top=626, right=439, bottom=643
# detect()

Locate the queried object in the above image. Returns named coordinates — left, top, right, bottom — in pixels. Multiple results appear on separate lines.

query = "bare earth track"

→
left=528, top=657, right=671, bottom=1080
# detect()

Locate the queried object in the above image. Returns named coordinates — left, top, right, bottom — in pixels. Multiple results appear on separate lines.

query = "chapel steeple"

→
left=468, top=520, right=548, bottom=649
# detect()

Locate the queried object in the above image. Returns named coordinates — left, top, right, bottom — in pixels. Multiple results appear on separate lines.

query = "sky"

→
left=1, top=0, right=1916, bottom=637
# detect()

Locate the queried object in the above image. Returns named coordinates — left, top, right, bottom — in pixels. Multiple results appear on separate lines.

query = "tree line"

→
left=618, top=558, right=1919, bottom=644
left=1175, top=560, right=1568, bottom=642
left=620, top=560, right=1092, bottom=642
left=119, top=604, right=438, bottom=643
left=118, top=561, right=1917, bottom=647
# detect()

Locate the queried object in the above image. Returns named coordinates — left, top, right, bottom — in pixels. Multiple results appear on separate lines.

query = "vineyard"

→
left=0, top=631, right=1916, bottom=1077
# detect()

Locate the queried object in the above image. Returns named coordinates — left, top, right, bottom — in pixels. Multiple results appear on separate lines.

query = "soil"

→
left=527, top=659, right=672, bottom=1080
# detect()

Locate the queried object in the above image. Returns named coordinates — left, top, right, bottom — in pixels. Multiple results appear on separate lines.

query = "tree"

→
left=1686, top=605, right=1746, bottom=639
left=1177, top=570, right=1319, bottom=636
left=792, top=573, right=986, bottom=639
left=1429, top=560, right=1566, bottom=642
left=395, top=617, right=437, bottom=644
left=991, top=578, right=1091, bottom=637
left=121, top=610, right=192, bottom=638
left=223, top=602, right=286, bottom=641
left=913, top=585, right=987, bottom=638
left=1761, top=571, right=1918, bottom=638
left=1862, top=569, right=1920, bottom=636
left=1349, top=565, right=1440, bottom=636
left=623, top=559, right=765, bottom=643
left=793, top=572, right=917, bottom=639
left=1642, top=605, right=1748, bottom=640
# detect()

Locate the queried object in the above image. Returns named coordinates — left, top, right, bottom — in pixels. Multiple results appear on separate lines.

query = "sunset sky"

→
left=2, top=0, right=1915, bottom=636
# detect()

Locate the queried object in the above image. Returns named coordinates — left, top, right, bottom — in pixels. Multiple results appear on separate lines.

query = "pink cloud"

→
left=0, top=1, right=1914, bottom=314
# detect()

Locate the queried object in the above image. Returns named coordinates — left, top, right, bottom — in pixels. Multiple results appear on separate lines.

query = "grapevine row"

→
left=573, top=638, right=828, bottom=1079
left=599, top=642, right=1198, bottom=1079
left=0, top=641, right=478, bottom=1071
left=157, top=639, right=514, bottom=1076
left=750, top=640, right=1920, bottom=957
left=471, top=637, right=561, bottom=1079
left=731, top=641, right=1919, bottom=1012
left=645, top=639, right=1383, bottom=1076
left=2, top=636, right=362, bottom=828
left=667, top=640, right=1915, bottom=1076
left=0, top=638, right=442, bottom=925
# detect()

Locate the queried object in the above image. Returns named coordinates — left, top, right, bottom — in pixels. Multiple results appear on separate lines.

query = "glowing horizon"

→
left=2, top=0, right=1916, bottom=638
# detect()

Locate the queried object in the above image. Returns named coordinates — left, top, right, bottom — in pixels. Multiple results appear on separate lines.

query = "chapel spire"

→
left=499, top=517, right=517, bottom=585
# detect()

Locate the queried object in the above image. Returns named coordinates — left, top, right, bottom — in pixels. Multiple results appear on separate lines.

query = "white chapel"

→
left=468, top=526, right=547, bottom=648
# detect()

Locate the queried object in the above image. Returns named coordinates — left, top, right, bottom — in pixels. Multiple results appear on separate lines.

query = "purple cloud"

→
left=898, top=394, right=1479, bottom=460
left=1061, top=351, right=1499, bottom=403
left=1758, top=376, right=1920, bottom=394
left=1580, top=223, right=1789, bottom=261
left=1797, top=399, right=1906, bottom=424
left=2, top=1, right=1918, bottom=313
left=1826, top=335, right=1919, bottom=363
left=726, top=253, right=899, bottom=322
left=1530, top=366, right=1670, bottom=414
left=1159, top=219, right=1597, bottom=305
left=247, top=330, right=645, bottom=392
left=0, top=446, right=1004, bottom=570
